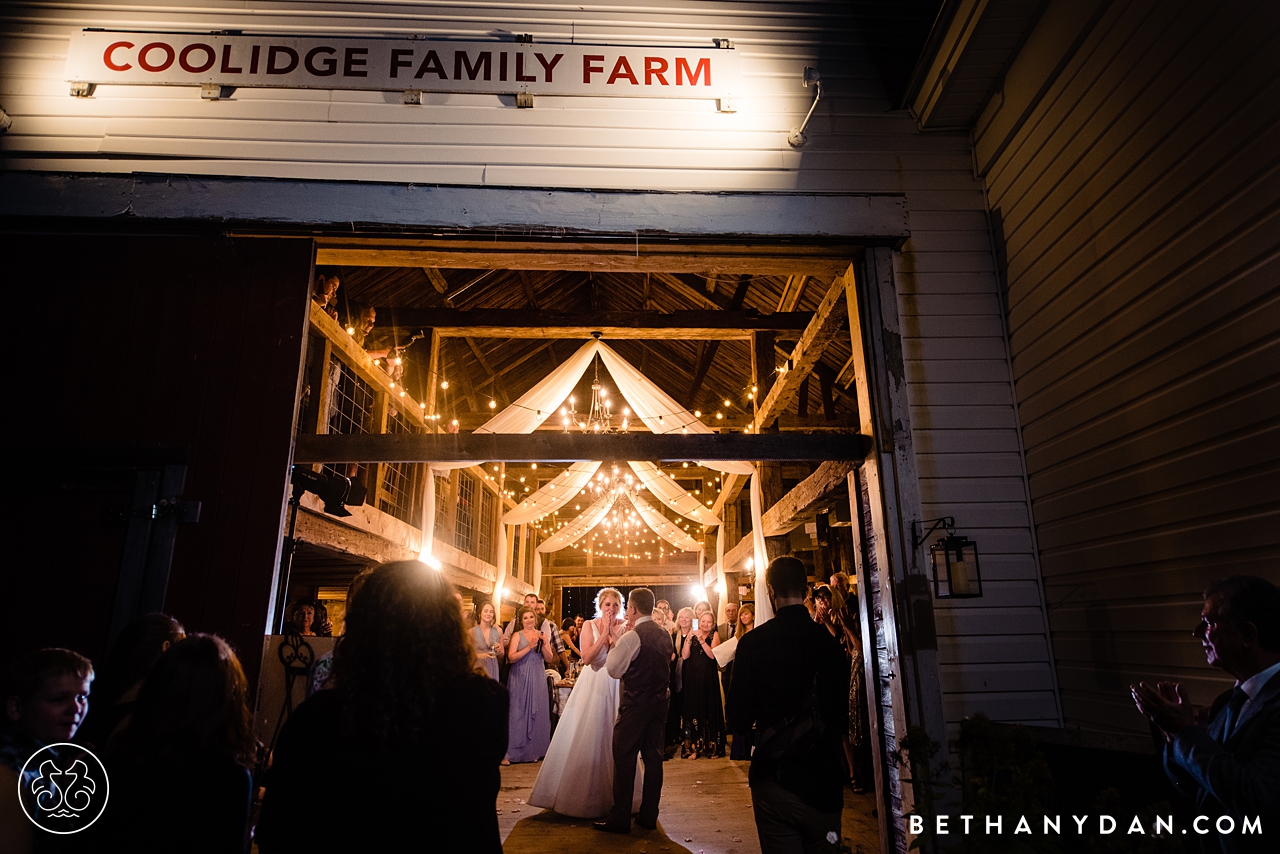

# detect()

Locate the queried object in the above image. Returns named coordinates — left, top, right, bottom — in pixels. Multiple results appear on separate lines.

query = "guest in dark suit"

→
left=731, top=556, right=849, bottom=853
left=597, top=587, right=670, bottom=834
left=1132, top=575, right=1280, bottom=852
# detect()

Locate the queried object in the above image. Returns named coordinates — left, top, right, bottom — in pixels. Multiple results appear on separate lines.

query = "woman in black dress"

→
left=680, top=611, right=725, bottom=758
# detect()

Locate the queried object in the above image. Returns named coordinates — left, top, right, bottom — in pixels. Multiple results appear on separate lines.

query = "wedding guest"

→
left=312, top=267, right=341, bottom=320
left=503, top=593, right=541, bottom=642
left=654, top=600, right=673, bottom=631
left=837, top=589, right=870, bottom=792
left=536, top=599, right=570, bottom=671
left=1, top=648, right=95, bottom=852
left=681, top=611, right=725, bottom=758
left=1132, top=576, right=1280, bottom=852
left=666, top=607, right=695, bottom=752
left=725, top=603, right=756, bottom=761
left=78, top=612, right=184, bottom=750
left=506, top=605, right=555, bottom=764
left=308, top=569, right=372, bottom=696
left=103, top=635, right=255, bottom=854
left=472, top=602, right=504, bottom=680
left=694, top=600, right=712, bottom=622
left=813, top=585, right=838, bottom=638
left=717, top=601, right=740, bottom=644
left=561, top=618, right=582, bottom=661
left=285, top=600, right=330, bottom=637
left=258, top=560, right=507, bottom=853
left=731, top=557, right=848, bottom=853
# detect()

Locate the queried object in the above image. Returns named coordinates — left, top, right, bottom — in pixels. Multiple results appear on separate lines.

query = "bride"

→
left=528, top=587, right=643, bottom=818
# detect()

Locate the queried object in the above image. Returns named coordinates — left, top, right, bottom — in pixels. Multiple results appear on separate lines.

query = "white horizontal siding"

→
left=0, top=0, right=1061, bottom=728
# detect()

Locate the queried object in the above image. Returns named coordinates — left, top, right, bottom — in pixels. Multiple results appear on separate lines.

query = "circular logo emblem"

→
left=18, top=743, right=110, bottom=834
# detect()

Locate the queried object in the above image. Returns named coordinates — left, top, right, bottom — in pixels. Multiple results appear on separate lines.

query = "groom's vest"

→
left=621, top=619, right=672, bottom=707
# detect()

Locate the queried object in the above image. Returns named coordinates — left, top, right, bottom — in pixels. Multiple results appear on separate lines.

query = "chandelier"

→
left=561, top=358, right=630, bottom=433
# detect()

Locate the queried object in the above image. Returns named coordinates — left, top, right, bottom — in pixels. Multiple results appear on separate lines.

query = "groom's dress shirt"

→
left=605, top=616, right=653, bottom=679
left=1162, top=660, right=1280, bottom=853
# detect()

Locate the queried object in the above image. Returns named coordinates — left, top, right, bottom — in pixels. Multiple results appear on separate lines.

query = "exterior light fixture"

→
left=913, top=517, right=982, bottom=599
left=787, top=67, right=823, bottom=148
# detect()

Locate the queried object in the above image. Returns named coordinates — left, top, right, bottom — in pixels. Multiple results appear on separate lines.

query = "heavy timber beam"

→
left=318, top=239, right=853, bottom=277
left=442, top=412, right=860, bottom=432
left=370, top=309, right=819, bottom=339
left=293, top=432, right=871, bottom=464
left=755, top=274, right=850, bottom=430
left=704, top=460, right=856, bottom=580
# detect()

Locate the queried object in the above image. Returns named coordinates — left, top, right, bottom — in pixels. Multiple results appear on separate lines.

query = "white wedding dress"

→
left=528, top=620, right=644, bottom=818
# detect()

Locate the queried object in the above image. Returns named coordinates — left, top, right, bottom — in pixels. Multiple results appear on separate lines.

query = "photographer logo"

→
left=18, top=744, right=109, bottom=834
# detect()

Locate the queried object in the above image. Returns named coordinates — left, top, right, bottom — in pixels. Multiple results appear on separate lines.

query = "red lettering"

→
left=499, top=52, right=508, bottom=82
left=306, top=46, right=337, bottom=76
left=103, top=41, right=133, bottom=72
left=607, top=56, right=638, bottom=85
left=535, top=52, right=563, bottom=83
left=676, top=57, right=710, bottom=86
left=454, top=50, right=491, bottom=81
left=515, top=52, right=536, bottom=82
left=390, top=48, right=413, bottom=79
left=266, top=46, right=298, bottom=75
left=644, top=57, right=669, bottom=86
left=178, top=43, right=215, bottom=74
left=414, top=50, right=447, bottom=79
left=583, top=54, right=604, bottom=83
left=220, top=44, right=242, bottom=74
left=343, top=47, right=368, bottom=77
left=138, top=42, right=175, bottom=73
left=250, top=45, right=261, bottom=74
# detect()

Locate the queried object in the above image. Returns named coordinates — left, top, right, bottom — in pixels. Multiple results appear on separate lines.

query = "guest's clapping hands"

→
left=1131, top=680, right=1194, bottom=738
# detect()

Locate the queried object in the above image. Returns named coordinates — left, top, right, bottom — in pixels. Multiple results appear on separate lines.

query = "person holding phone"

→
left=505, top=605, right=555, bottom=763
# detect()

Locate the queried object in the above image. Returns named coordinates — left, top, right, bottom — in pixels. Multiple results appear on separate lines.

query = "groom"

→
left=597, top=587, right=669, bottom=833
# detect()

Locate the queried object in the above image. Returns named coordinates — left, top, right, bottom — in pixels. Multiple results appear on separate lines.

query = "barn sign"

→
left=65, top=30, right=740, bottom=104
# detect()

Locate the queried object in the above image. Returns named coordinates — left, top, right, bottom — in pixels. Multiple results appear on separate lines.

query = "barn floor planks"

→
left=497, top=756, right=880, bottom=854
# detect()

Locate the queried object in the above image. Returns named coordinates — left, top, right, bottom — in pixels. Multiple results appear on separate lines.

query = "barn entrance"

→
left=274, top=233, right=931, bottom=853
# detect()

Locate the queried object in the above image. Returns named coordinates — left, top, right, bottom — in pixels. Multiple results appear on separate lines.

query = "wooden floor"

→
left=498, top=756, right=881, bottom=854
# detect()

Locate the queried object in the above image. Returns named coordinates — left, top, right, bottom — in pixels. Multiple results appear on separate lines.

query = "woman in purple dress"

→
left=505, top=604, right=555, bottom=763
left=471, top=601, right=503, bottom=680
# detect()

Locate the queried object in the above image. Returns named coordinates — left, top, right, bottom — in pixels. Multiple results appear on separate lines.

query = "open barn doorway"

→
left=272, top=234, right=928, bottom=853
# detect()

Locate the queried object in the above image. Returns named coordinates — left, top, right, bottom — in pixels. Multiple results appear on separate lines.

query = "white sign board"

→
left=65, top=30, right=740, bottom=101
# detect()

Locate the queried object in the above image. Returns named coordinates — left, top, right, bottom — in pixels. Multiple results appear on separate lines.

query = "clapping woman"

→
left=471, top=601, right=503, bottom=681
left=505, top=604, right=555, bottom=763
left=681, top=611, right=725, bottom=758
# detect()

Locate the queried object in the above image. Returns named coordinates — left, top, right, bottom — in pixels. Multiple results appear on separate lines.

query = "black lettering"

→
left=220, top=44, right=242, bottom=74
left=266, top=45, right=297, bottom=75
left=454, top=50, right=492, bottom=81
left=414, top=50, right=447, bottom=79
left=515, top=52, right=536, bottom=82
left=305, top=46, right=337, bottom=76
left=249, top=44, right=261, bottom=74
left=536, top=52, right=563, bottom=83
left=390, top=48, right=414, bottom=79
left=499, top=52, right=508, bottom=81
left=343, top=47, right=368, bottom=77
left=178, top=43, right=216, bottom=74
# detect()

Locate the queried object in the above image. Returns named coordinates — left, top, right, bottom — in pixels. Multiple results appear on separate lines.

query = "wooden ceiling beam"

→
left=776, top=274, right=809, bottom=312
left=518, top=270, right=541, bottom=310
left=754, top=273, right=851, bottom=430
left=372, top=308, right=818, bottom=339
left=293, top=431, right=872, bottom=464
left=318, top=240, right=854, bottom=277
left=684, top=276, right=751, bottom=407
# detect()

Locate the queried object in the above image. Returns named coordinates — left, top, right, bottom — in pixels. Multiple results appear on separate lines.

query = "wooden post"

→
left=846, top=249, right=950, bottom=852
left=369, top=391, right=389, bottom=507
left=425, top=328, right=441, bottom=429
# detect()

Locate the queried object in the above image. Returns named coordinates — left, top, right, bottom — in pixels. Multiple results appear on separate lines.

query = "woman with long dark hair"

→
left=257, top=561, right=507, bottom=853
left=77, top=612, right=184, bottom=749
left=103, top=634, right=256, bottom=854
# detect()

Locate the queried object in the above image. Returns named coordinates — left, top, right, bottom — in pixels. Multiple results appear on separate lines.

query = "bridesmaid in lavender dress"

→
left=506, top=604, right=555, bottom=763
left=471, top=601, right=503, bottom=680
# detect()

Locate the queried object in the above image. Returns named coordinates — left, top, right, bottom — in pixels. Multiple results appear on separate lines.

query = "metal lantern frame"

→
left=912, top=516, right=983, bottom=599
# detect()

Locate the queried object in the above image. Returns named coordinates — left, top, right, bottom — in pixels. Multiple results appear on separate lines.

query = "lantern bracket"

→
left=912, top=516, right=954, bottom=550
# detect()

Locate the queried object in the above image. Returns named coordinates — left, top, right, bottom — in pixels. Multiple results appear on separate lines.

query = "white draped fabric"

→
left=536, top=490, right=618, bottom=554
left=475, top=341, right=601, bottom=434
left=628, top=491, right=703, bottom=552
left=626, top=460, right=720, bottom=527
left=415, top=338, right=770, bottom=625
left=503, top=461, right=601, bottom=525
